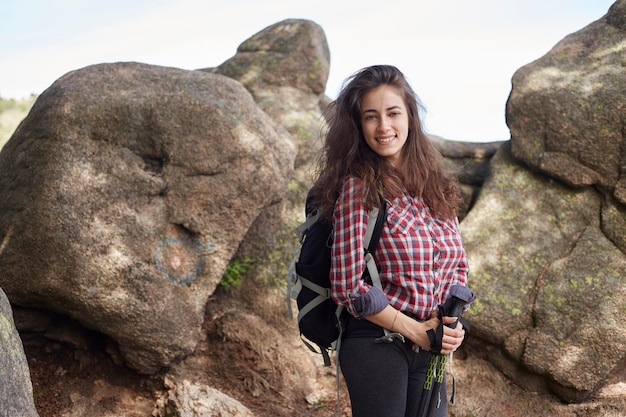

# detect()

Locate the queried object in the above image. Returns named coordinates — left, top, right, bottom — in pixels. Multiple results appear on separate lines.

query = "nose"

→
left=377, top=116, right=391, bottom=131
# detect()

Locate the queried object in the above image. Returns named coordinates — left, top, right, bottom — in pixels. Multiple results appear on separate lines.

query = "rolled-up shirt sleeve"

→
left=330, top=177, right=390, bottom=318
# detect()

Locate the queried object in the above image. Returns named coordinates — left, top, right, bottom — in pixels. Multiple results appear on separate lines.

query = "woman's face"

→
left=360, top=85, right=409, bottom=168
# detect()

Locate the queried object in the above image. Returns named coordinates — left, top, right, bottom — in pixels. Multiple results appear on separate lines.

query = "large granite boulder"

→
left=209, top=18, right=331, bottom=210
left=0, top=287, right=39, bottom=417
left=463, top=0, right=626, bottom=403
left=0, top=62, right=295, bottom=374
left=507, top=0, right=626, bottom=253
left=462, top=144, right=625, bottom=402
left=207, top=19, right=331, bottom=261
left=211, top=19, right=329, bottom=98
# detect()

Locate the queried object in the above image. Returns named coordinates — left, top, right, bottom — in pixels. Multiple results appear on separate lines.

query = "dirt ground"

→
left=22, top=294, right=349, bottom=417
left=21, top=292, right=626, bottom=417
left=24, top=340, right=626, bottom=417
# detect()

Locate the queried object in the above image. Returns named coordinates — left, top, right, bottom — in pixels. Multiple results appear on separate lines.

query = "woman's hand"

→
left=439, top=316, right=465, bottom=354
left=417, top=313, right=465, bottom=354
left=365, top=306, right=465, bottom=353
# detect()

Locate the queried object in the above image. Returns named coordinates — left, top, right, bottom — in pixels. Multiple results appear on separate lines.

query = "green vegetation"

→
left=0, top=95, right=36, bottom=150
left=218, top=257, right=257, bottom=292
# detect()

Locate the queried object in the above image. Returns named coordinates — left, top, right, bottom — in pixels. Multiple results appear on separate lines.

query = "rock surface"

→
left=464, top=0, right=626, bottom=403
left=461, top=143, right=626, bottom=402
left=0, top=62, right=295, bottom=374
left=208, top=19, right=331, bottom=264
left=0, top=288, right=39, bottom=417
left=507, top=0, right=626, bottom=253
left=161, top=376, right=256, bottom=417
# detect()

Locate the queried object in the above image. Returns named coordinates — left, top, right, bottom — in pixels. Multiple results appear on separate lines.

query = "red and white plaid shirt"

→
left=330, top=176, right=469, bottom=320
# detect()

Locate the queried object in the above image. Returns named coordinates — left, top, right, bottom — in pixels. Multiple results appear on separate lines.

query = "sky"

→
left=0, top=0, right=617, bottom=142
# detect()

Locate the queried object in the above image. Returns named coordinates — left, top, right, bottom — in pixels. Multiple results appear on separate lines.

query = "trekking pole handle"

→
left=444, top=296, right=467, bottom=328
left=442, top=284, right=476, bottom=328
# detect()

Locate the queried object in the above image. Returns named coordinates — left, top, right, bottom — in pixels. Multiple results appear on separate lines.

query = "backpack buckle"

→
left=374, top=331, right=405, bottom=344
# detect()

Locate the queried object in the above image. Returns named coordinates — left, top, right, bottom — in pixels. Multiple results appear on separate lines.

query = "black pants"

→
left=339, top=317, right=448, bottom=417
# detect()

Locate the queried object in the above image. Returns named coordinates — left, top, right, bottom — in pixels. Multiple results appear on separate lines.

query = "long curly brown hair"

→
left=312, top=65, right=462, bottom=220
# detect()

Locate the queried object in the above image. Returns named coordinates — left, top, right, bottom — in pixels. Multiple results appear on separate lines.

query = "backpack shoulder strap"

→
left=365, top=199, right=387, bottom=254
left=365, top=200, right=405, bottom=344
left=363, top=199, right=387, bottom=286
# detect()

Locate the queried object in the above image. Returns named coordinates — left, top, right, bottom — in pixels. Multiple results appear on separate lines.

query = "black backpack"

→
left=288, top=190, right=387, bottom=365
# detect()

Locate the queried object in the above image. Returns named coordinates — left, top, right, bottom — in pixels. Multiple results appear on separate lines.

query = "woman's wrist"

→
left=390, top=309, right=400, bottom=331
left=395, top=313, right=430, bottom=349
left=365, top=306, right=433, bottom=350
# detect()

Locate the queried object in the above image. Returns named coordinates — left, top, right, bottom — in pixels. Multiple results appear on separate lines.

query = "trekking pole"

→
left=415, top=351, right=439, bottom=417
left=416, top=285, right=475, bottom=417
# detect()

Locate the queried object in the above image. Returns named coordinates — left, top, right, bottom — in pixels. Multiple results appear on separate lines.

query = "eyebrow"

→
left=362, top=105, right=402, bottom=114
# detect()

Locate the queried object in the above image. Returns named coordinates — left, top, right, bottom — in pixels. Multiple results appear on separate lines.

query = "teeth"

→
left=377, top=137, right=395, bottom=143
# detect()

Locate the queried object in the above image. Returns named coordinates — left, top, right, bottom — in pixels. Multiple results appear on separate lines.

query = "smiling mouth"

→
left=376, top=136, right=396, bottom=144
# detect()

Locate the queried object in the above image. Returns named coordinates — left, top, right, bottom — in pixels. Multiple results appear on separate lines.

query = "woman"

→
left=312, top=65, right=471, bottom=417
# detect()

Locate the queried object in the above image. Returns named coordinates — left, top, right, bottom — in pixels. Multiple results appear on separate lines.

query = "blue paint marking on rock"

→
left=153, top=235, right=215, bottom=285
